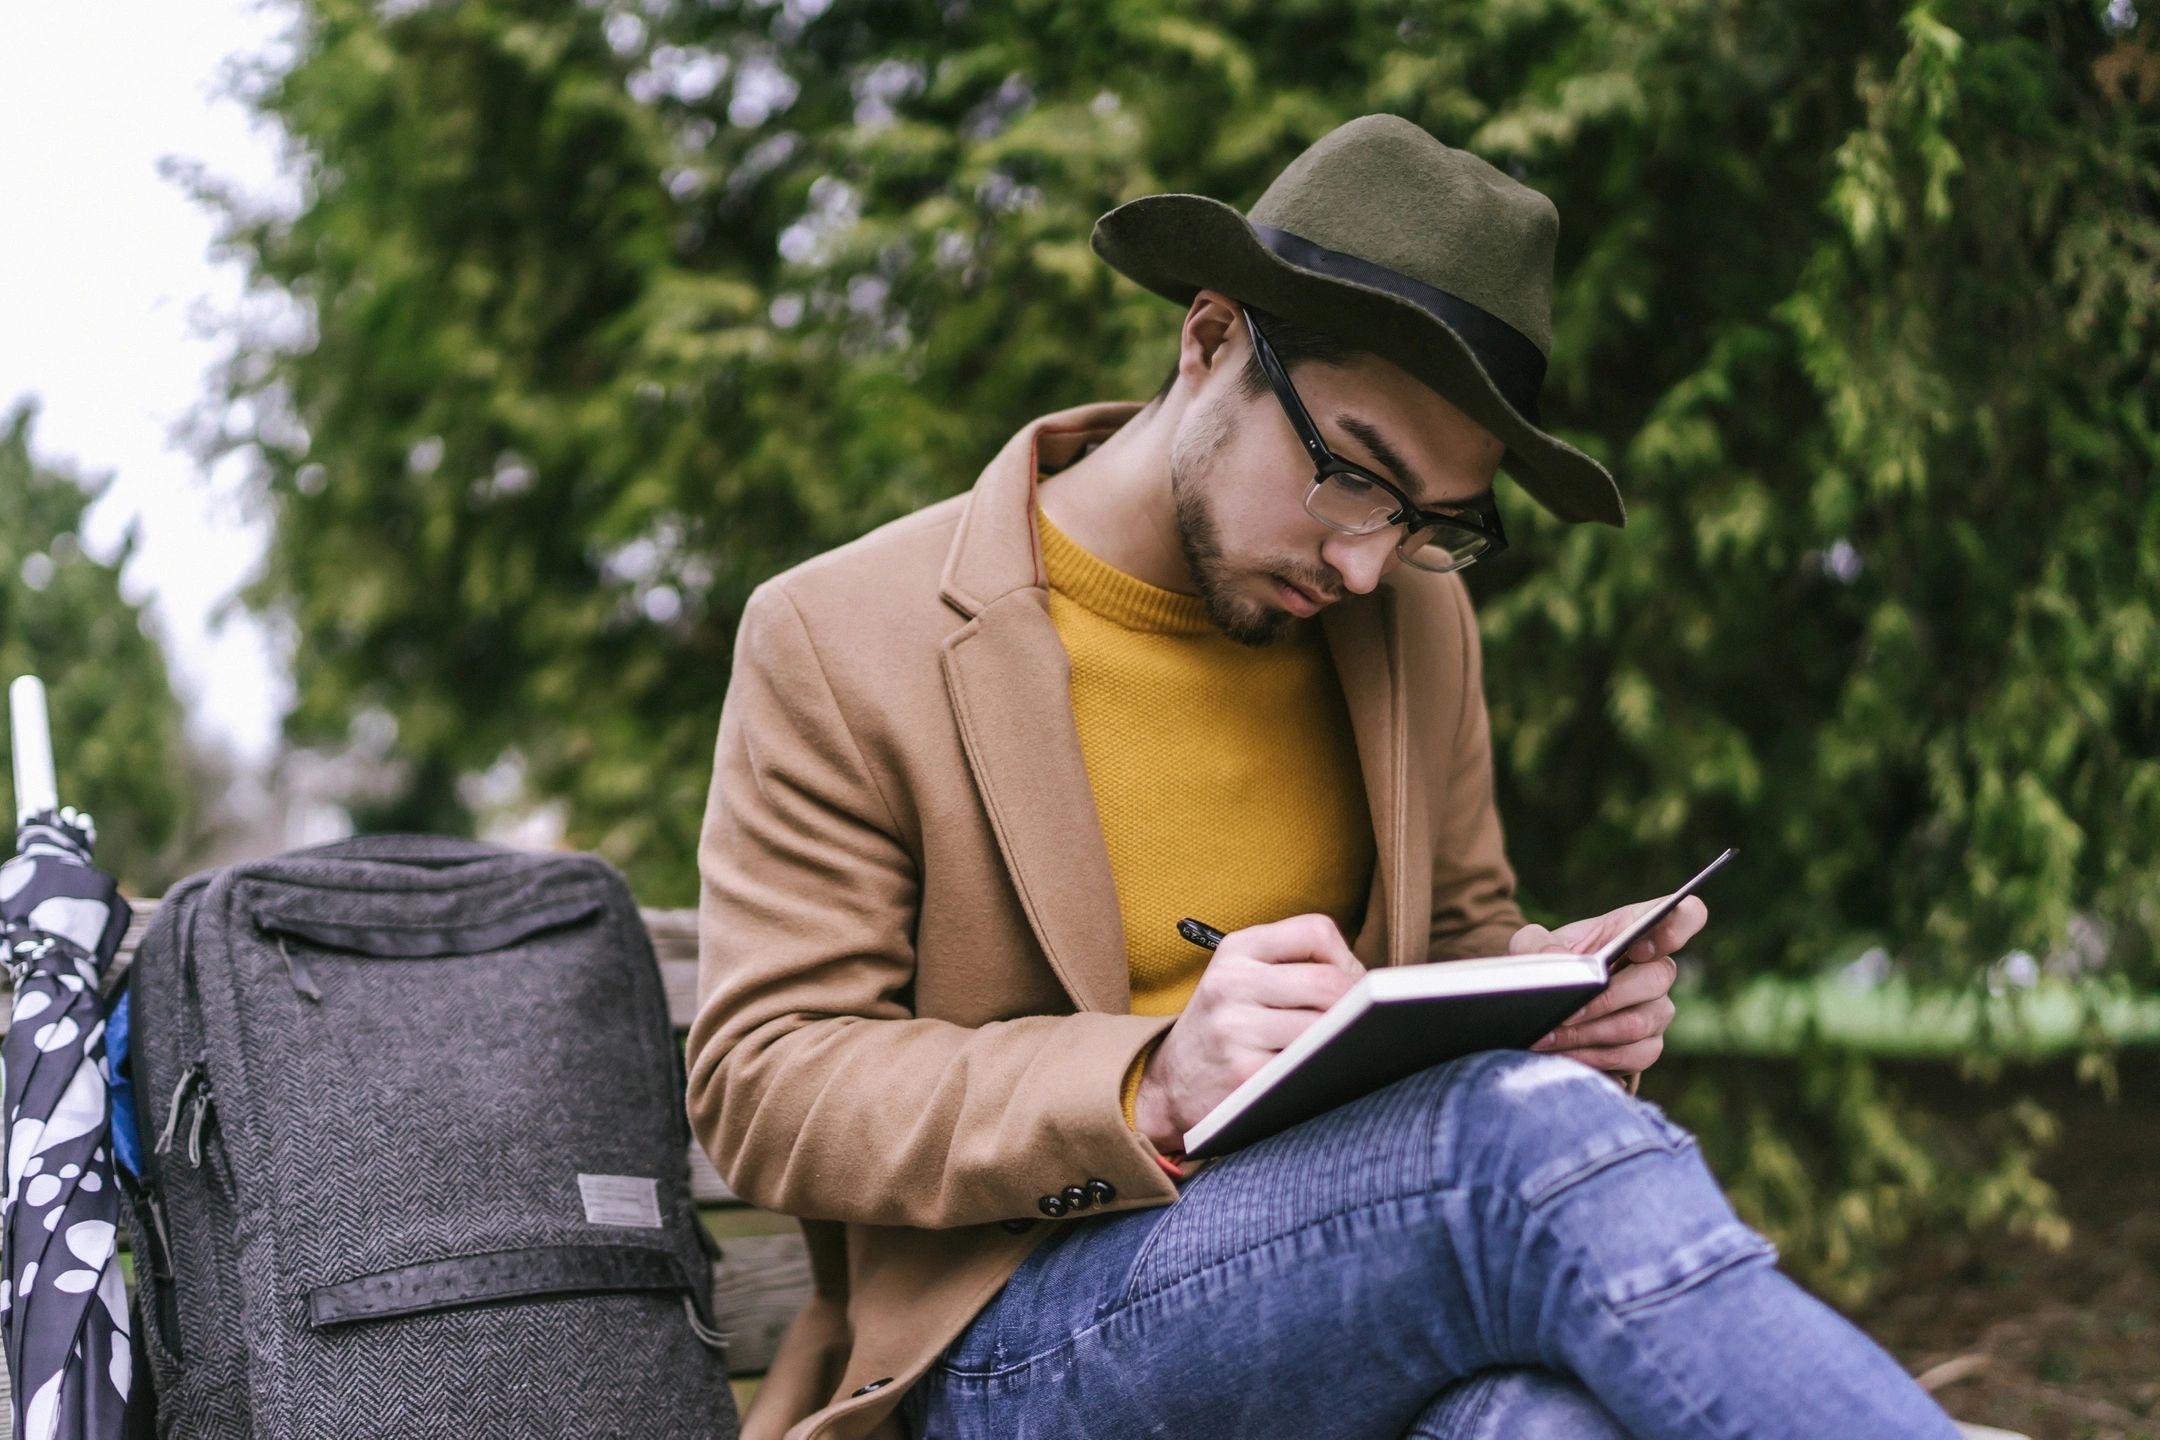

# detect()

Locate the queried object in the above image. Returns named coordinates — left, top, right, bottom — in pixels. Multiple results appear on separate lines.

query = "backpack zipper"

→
left=273, top=933, right=323, bottom=1002
left=185, top=1076, right=214, bottom=1169
left=142, top=1192, right=177, bottom=1282
left=153, top=1061, right=204, bottom=1160
left=153, top=1059, right=219, bottom=1171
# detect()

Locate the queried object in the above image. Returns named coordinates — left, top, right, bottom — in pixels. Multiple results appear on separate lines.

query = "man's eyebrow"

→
left=1336, top=413, right=1490, bottom=508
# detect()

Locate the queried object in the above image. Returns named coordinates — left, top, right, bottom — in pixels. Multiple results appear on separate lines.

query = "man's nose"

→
left=1321, top=530, right=1398, bottom=596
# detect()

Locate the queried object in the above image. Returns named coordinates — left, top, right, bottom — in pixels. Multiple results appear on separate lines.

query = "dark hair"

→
left=1148, top=303, right=1366, bottom=405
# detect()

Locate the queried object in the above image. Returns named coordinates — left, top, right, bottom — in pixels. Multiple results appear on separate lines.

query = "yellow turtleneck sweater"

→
left=1036, top=507, right=1375, bottom=1134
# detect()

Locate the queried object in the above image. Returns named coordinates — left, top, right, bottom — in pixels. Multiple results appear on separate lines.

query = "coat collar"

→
left=939, top=404, right=1414, bottom=1016
left=938, top=402, right=1138, bottom=617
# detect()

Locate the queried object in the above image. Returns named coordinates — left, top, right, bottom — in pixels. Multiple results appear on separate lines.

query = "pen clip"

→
left=1176, top=917, right=1225, bottom=952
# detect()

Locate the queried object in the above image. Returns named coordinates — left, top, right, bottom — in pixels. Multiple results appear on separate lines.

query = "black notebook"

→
left=1180, top=849, right=1735, bottom=1159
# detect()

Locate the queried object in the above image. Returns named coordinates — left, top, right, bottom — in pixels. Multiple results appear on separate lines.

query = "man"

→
left=687, top=115, right=1960, bottom=1440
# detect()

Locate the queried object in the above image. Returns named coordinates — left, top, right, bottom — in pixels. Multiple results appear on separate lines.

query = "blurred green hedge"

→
left=189, top=0, right=2156, bottom=1298
left=1, top=402, right=198, bottom=892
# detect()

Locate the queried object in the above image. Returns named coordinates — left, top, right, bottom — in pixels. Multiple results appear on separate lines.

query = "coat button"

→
left=1061, top=1184, right=1092, bottom=1211
left=1037, top=1194, right=1069, bottom=1218
left=851, top=1377, right=893, bottom=1397
left=1000, top=1218, right=1035, bottom=1234
left=1085, top=1178, right=1117, bottom=1205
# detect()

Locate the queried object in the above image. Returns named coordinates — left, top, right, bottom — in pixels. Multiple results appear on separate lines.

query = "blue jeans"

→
left=900, top=1051, right=1960, bottom=1440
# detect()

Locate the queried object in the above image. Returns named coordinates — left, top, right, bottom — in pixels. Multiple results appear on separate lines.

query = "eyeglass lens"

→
left=1307, top=473, right=1489, bottom=571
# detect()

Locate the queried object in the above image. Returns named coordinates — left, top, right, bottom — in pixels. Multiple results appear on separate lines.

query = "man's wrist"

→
left=1132, top=1074, right=1184, bottom=1155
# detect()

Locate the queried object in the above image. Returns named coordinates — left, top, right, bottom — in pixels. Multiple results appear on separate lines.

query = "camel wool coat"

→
left=687, top=400, right=1530, bottom=1440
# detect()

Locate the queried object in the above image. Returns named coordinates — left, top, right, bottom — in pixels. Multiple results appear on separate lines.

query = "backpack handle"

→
left=287, top=833, right=506, bottom=868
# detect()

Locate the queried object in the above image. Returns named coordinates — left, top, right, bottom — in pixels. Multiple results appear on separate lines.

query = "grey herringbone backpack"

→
left=118, top=834, right=739, bottom=1438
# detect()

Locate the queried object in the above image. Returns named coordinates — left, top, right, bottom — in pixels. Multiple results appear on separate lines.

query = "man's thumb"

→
left=1509, top=923, right=1555, bottom=955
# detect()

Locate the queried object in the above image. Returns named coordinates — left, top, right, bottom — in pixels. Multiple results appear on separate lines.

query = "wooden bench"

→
left=0, top=899, right=813, bottom=1418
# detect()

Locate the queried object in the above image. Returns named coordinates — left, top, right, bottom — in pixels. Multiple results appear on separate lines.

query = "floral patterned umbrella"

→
left=2, top=677, right=131, bottom=1440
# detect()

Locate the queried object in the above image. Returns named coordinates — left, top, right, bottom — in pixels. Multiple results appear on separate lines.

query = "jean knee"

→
left=1446, top=1051, right=1779, bottom=1314
left=1445, top=1051, right=1666, bottom=1198
left=1460, top=1052, right=1704, bottom=1214
left=1408, top=1366, right=1631, bottom=1440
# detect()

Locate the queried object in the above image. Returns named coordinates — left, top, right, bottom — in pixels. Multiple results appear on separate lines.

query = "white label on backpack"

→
left=577, top=1173, right=662, bottom=1228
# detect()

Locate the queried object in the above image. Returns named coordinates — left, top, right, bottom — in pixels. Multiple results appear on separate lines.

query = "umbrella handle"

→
left=9, top=675, right=59, bottom=826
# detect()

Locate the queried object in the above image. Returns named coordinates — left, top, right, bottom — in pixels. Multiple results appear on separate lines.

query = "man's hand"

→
left=1506, top=894, right=1706, bottom=1078
left=1132, top=915, right=1364, bottom=1153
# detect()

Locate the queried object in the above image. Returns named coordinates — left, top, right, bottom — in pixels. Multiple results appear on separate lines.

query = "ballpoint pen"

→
left=1177, top=917, right=1225, bottom=952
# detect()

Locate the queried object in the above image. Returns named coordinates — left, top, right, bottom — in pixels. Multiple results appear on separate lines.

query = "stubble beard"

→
left=1168, top=401, right=1297, bottom=649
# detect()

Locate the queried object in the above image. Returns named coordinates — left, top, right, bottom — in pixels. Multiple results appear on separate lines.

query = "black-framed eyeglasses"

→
left=1241, top=303, right=1508, bottom=574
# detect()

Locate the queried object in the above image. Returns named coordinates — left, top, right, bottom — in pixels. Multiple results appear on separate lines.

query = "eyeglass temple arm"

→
left=1239, top=305, right=1335, bottom=465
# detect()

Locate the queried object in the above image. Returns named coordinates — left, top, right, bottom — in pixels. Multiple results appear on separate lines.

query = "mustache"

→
left=1272, top=567, right=1345, bottom=604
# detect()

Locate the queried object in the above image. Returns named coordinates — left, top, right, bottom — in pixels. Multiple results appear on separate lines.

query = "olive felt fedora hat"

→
left=1090, top=113, right=1624, bottom=527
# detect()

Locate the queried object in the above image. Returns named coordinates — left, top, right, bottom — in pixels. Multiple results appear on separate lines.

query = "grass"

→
left=1667, top=975, right=2160, bottom=1059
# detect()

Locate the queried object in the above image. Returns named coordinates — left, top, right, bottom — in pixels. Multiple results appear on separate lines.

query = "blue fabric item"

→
left=108, top=986, right=140, bottom=1180
left=899, top=1050, right=1965, bottom=1440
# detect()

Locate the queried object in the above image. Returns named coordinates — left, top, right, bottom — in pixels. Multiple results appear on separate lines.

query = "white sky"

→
left=1, top=2, right=296, bottom=770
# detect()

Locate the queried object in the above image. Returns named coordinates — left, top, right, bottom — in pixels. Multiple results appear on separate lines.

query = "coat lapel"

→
left=939, top=404, right=1145, bottom=1016
left=943, top=597, right=1131, bottom=1015
left=1323, top=586, right=1412, bottom=971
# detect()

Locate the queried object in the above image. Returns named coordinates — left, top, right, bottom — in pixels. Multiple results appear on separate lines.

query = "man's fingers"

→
left=1220, top=914, right=1363, bottom=975
left=1548, top=917, right=1605, bottom=955
left=1232, top=1003, right=1326, bottom=1054
left=1540, top=1034, right=1665, bottom=1075
left=1243, top=958, right=1362, bottom=1013
left=1509, top=923, right=1556, bottom=955
left=1627, top=895, right=1709, bottom=963
left=1535, top=994, right=1677, bottom=1053
left=1556, top=893, right=1713, bottom=965
left=1569, top=955, right=1679, bottom=1025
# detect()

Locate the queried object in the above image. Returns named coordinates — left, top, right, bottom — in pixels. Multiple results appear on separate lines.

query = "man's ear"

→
left=1176, top=290, right=1245, bottom=387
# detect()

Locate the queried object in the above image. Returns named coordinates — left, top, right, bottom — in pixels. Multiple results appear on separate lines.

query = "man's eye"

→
left=1330, top=474, right=1376, bottom=496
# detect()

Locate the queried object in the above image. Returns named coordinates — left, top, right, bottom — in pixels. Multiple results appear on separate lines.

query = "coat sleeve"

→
left=684, top=582, right=1179, bottom=1230
left=1426, top=579, right=1529, bottom=963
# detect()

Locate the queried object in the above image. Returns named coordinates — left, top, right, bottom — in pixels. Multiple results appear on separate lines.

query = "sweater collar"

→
left=938, top=401, right=1147, bottom=619
left=1036, top=509, right=1215, bottom=636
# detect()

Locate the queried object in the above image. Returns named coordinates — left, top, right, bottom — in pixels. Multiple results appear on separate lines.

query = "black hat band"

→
left=1253, top=223, right=1548, bottom=425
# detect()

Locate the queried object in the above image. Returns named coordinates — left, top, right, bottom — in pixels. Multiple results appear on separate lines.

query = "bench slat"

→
left=689, top=1140, right=737, bottom=1206
left=708, top=1233, right=812, bottom=1375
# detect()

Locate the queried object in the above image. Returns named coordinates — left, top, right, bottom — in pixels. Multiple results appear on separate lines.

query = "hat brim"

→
left=1091, top=193, right=1625, bottom=528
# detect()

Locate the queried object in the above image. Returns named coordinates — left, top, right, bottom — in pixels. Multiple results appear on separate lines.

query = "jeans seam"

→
left=1117, top=1109, right=1689, bottom=1309
left=1118, top=1107, right=1693, bottom=1310
left=1411, top=1370, right=1496, bottom=1440
left=1567, top=1240, right=1768, bottom=1440
left=1520, top=1133, right=1679, bottom=1209
left=1605, top=1229, right=1778, bottom=1318
left=1120, top=1188, right=1450, bottom=1308
left=1119, top=1153, right=1767, bottom=1334
left=928, top=1313, right=1109, bottom=1382
left=1501, top=1175, right=1781, bottom=1440
left=1116, top=1057, right=1498, bottom=1309
left=1113, top=1160, right=1216, bottom=1308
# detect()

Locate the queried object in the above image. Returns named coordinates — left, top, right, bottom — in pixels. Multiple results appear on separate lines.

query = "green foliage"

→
left=1663, top=1048, right=2073, bottom=1309
left=199, top=0, right=2156, bottom=1297
left=0, top=402, right=200, bottom=892
left=1474, top=0, right=2160, bottom=999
